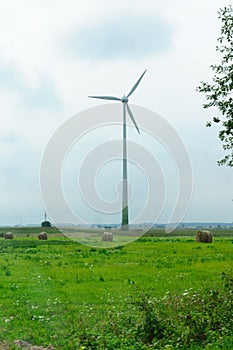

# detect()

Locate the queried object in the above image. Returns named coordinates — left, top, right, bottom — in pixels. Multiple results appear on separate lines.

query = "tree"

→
left=41, top=220, right=51, bottom=227
left=197, top=5, right=233, bottom=167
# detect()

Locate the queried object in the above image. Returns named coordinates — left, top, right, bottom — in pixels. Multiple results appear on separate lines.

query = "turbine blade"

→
left=127, top=69, right=147, bottom=98
left=126, top=104, right=140, bottom=134
left=88, top=95, right=121, bottom=101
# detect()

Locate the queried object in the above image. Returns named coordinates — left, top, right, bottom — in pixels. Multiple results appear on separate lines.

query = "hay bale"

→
left=102, top=232, right=113, bottom=242
left=38, top=232, right=48, bottom=240
left=195, top=230, right=212, bottom=243
left=4, top=232, right=13, bottom=239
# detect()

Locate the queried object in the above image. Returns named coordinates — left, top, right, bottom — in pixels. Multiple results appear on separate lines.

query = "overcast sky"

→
left=0, top=0, right=232, bottom=226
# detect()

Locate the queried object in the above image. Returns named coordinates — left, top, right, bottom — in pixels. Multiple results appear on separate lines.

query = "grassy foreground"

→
left=0, top=228, right=232, bottom=349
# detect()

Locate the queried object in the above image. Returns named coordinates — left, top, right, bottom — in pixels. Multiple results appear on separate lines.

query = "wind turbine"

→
left=89, top=70, right=147, bottom=229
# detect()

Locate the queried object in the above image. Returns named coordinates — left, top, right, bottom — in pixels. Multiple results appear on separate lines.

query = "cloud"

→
left=67, top=15, right=173, bottom=59
left=0, top=65, right=62, bottom=110
left=25, top=79, right=62, bottom=110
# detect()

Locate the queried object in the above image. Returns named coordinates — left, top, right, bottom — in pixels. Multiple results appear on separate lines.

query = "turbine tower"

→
left=89, top=70, right=147, bottom=229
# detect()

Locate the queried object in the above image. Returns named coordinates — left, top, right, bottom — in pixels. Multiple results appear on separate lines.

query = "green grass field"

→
left=0, top=228, right=232, bottom=349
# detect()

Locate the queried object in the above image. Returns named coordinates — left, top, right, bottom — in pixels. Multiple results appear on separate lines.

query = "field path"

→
left=0, top=340, right=54, bottom=349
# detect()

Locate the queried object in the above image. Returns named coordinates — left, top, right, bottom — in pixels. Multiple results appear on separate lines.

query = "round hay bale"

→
left=38, top=232, right=48, bottom=240
left=195, top=230, right=212, bottom=243
left=102, top=232, right=113, bottom=242
left=4, top=232, right=13, bottom=239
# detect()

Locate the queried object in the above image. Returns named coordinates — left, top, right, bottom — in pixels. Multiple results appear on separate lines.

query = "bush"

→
left=130, top=271, right=233, bottom=348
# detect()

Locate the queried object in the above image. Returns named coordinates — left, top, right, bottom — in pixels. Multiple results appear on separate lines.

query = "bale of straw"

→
left=4, top=232, right=13, bottom=239
left=195, top=230, right=213, bottom=243
left=38, top=232, right=48, bottom=240
left=102, top=232, right=113, bottom=242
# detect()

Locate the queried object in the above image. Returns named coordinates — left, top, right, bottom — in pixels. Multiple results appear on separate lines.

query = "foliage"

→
left=197, top=5, right=233, bottom=166
left=129, top=271, right=233, bottom=348
left=41, top=220, right=52, bottom=227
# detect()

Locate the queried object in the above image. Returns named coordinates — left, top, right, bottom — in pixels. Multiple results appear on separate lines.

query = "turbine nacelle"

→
left=121, top=95, right=128, bottom=103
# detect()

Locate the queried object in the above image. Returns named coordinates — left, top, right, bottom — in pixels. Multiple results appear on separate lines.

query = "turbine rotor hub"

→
left=121, top=95, right=128, bottom=103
